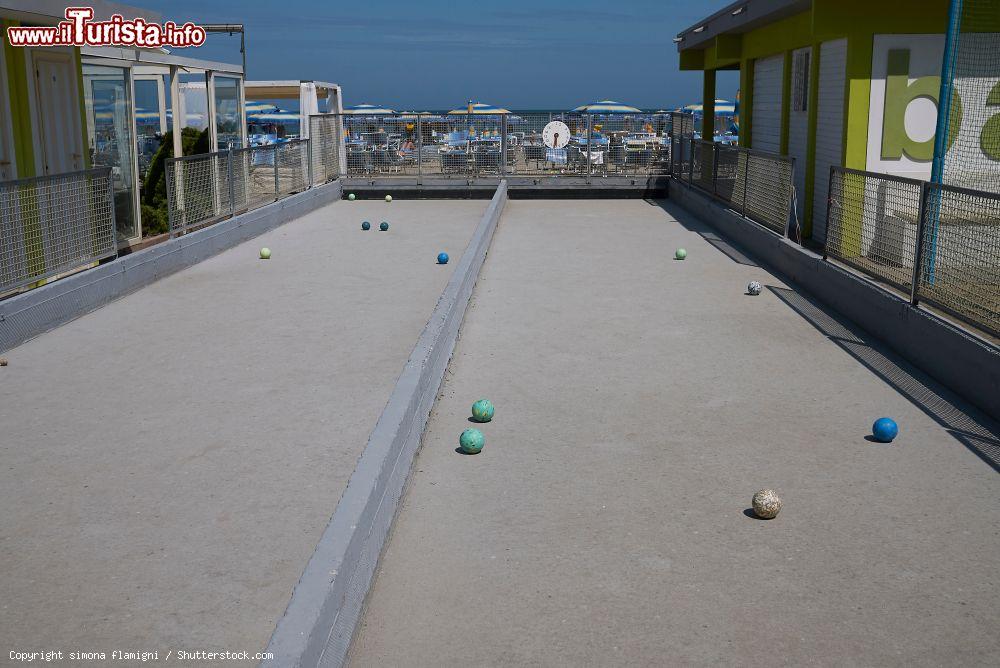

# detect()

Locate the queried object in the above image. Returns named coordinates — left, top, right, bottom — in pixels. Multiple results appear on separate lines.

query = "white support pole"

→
left=169, top=65, right=184, bottom=230
left=206, top=70, right=218, bottom=151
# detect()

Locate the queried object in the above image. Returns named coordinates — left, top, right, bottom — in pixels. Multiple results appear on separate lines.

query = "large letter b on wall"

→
left=882, top=49, right=961, bottom=162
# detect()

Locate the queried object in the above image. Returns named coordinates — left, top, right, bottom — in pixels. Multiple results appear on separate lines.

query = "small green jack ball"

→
left=459, top=428, right=485, bottom=454
left=470, top=399, right=494, bottom=423
left=675, top=248, right=687, bottom=260
left=347, top=193, right=356, bottom=201
left=385, top=195, right=393, bottom=202
left=259, top=247, right=271, bottom=259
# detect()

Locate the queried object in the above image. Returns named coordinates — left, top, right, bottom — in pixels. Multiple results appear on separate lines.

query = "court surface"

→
left=351, top=199, right=1000, bottom=666
left=0, top=199, right=484, bottom=660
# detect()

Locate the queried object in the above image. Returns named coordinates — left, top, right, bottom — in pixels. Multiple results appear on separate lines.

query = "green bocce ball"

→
left=459, top=428, right=485, bottom=454
left=471, top=399, right=494, bottom=423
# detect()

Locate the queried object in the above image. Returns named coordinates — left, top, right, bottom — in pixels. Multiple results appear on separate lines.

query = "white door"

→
left=0, top=41, right=15, bottom=181
left=812, top=39, right=848, bottom=244
left=752, top=54, right=784, bottom=154
left=30, top=49, right=84, bottom=175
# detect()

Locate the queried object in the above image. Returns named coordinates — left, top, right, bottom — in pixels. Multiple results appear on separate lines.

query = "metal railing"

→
left=675, top=136, right=796, bottom=236
left=826, top=167, right=1000, bottom=339
left=313, top=112, right=676, bottom=180
left=0, top=167, right=117, bottom=295
left=166, top=140, right=310, bottom=236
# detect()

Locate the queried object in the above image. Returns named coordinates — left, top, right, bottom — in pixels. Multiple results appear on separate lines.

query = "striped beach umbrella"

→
left=682, top=99, right=736, bottom=115
left=344, top=103, right=397, bottom=115
left=572, top=100, right=641, bottom=113
left=446, top=102, right=511, bottom=115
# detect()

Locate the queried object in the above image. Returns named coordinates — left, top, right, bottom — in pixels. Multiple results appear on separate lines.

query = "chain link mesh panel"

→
left=276, top=141, right=310, bottom=197
left=713, top=144, right=748, bottom=211
left=743, top=151, right=794, bottom=235
left=825, top=168, right=924, bottom=293
left=166, top=153, right=230, bottom=235
left=938, top=0, right=1000, bottom=194
left=166, top=140, right=312, bottom=236
left=676, top=136, right=793, bottom=236
left=309, top=115, right=345, bottom=184
left=916, top=183, right=1000, bottom=337
left=0, top=168, right=117, bottom=295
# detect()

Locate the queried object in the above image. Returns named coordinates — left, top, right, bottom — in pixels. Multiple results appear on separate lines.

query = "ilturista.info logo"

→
left=6, top=7, right=206, bottom=48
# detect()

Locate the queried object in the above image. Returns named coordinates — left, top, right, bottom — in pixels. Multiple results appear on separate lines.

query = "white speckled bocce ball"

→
left=752, top=489, right=782, bottom=519
left=747, top=281, right=762, bottom=296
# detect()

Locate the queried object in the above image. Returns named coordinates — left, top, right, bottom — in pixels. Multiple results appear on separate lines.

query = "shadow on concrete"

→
left=742, top=508, right=774, bottom=520
left=647, top=198, right=759, bottom=267
left=768, top=285, right=1000, bottom=472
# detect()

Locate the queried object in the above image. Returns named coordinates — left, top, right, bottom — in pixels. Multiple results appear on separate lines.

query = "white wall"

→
left=751, top=54, right=784, bottom=153
left=812, top=39, right=847, bottom=244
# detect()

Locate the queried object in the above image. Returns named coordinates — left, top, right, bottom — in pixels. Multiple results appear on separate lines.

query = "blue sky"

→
left=141, top=0, right=739, bottom=110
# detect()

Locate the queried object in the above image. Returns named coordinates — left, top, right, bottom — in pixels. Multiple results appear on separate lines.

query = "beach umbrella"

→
left=682, top=99, right=736, bottom=115
left=343, top=103, right=396, bottom=114
left=572, top=100, right=641, bottom=113
left=248, top=111, right=300, bottom=122
left=446, top=102, right=511, bottom=115
left=245, top=102, right=280, bottom=114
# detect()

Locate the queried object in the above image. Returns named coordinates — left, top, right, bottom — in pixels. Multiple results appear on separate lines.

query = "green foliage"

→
left=140, top=127, right=210, bottom=237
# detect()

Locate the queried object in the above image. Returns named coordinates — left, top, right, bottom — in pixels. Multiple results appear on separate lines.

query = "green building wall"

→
left=679, top=0, right=952, bottom=239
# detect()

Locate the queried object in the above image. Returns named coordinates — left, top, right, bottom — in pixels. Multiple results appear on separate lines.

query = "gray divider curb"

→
left=262, top=181, right=509, bottom=668
left=668, top=180, right=1000, bottom=422
left=0, top=181, right=342, bottom=353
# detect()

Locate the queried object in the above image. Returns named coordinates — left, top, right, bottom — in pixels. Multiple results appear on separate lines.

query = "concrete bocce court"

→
left=1, top=181, right=999, bottom=667
left=0, top=194, right=485, bottom=662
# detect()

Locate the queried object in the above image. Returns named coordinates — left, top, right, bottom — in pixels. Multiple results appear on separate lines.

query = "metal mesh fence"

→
left=676, top=136, right=794, bottom=236
left=670, top=111, right=695, bottom=138
left=277, top=141, right=310, bottom=198
left=825, top=168, right=924, bottom=292
left=321, top=112, right=674, bottom=180
left=167, top=140, right=311, bottom=236
left=937, top=0, right=1000, bottom=194
left=743, top=151, right=795, bottom=235
left=713, top=144, right=748, bottom=212
left=824, top=166, right=1000, bottom=339
left=0, top=168, right=117, bottom=295
left=916, top=183, right=1000, bottom=337
left=309, top=115, right=345, bottom=185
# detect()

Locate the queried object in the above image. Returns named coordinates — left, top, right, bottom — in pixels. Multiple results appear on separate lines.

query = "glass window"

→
left=178, top=72, right=210, bottom=156
left=83, top=64, right=137, bottom=243
left=214, top=76, right=243, bottom=150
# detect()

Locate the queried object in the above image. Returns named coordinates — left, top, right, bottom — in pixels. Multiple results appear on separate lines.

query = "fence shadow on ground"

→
left=646, top=198, right=759, bottom=267
left=767, top=284, right=1000, bottom=472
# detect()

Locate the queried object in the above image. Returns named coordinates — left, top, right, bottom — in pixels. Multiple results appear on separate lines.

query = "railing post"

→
left=417, top=114, right=423, bottom=183
left=306, top=138, right=314, bottom=189
left=712, top=143, right=719, bottom=195
left=500, top=114, right=507, bottom=178
left=910, top=181, right=931, bottom=306
left=688, top=138, right=694, bottom=183
left=273, top=144, right=280, bottom=201
left=227, top=147, right=235, bottom=217
left=107, top=168, right=119, bottom=255
left=586, top=114, right=593, bottom=179
left=741, top=150, right=749, bottom=217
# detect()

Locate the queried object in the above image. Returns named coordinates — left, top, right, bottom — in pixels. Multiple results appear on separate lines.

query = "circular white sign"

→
left=542, top=121, right=570, bottom=149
